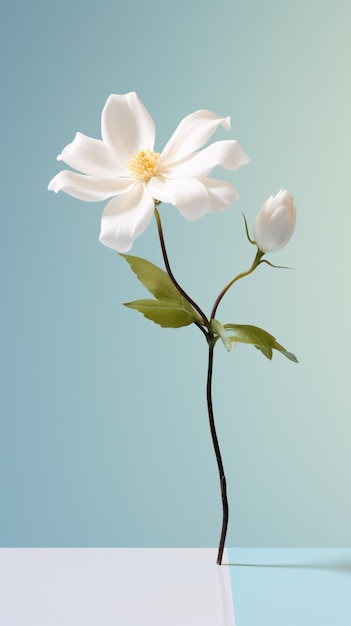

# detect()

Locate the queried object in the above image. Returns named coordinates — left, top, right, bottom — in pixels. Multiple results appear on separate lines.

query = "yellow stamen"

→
left=127, top=149, right=160, bottom=182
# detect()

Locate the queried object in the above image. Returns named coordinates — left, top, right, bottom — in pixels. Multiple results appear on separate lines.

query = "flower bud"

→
left=253, top=189, right=296, bottom=253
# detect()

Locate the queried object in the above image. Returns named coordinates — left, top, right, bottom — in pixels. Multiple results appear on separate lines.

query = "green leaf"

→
left=120, top=254, right=203, bottom=325
left=222, top=323, right=298, bottom=362
left=120, top=254, right=193, bottom=312
left=210, top=319, right=234, bottom=351
left=124, top=298, right=195, bottom=328
left=120, top=254, right=177, bottom=300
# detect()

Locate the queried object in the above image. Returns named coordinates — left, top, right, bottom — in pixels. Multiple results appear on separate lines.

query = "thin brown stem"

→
left=206, top=343, right=228, bottom=565
left=154, top=207, right=209, bottom=328
left=154, top=205, right=228, bottom=563
left=211, top=249, right=264, bottom=320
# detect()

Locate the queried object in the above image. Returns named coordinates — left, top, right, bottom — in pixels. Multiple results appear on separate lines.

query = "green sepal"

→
left=124, top=298, right=195, bottom=328
left=255, top=344, right=273, bottom=359
left=120, top=254, right=203, bottom=328
left=221, top=323, right=298, bottom=362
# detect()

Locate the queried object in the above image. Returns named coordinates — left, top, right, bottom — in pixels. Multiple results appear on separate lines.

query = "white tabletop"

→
left=0, top=548, right=234, bottom=626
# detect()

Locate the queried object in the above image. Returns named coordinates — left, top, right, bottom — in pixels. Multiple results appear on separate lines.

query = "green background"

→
left=2, top=0, right=351, bottom=547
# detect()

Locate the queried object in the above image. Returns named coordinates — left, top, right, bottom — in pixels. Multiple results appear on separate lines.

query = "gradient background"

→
left=2, top=0, right=351, bottom=548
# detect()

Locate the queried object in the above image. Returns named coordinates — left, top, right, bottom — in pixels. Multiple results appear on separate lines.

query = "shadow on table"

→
left=226, top=557, right=351, bottom=576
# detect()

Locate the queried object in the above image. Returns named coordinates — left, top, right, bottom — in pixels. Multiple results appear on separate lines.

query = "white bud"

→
left=253, top=189, right=296, bottom=253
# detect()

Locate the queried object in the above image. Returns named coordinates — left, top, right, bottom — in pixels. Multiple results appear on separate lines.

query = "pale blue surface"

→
left=228, top=548, right=351, bottom=625
left=2, top=0, right=351, bottom=548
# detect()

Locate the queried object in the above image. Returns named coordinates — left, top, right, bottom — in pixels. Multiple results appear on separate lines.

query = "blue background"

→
left=2, top=0, right=351, bottom=547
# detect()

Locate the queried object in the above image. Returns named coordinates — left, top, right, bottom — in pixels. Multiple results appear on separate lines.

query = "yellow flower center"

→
left=127, top=149, right=160, bottom=182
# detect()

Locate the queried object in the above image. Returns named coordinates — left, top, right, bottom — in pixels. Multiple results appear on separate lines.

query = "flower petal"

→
left=253, top=190, right=296, bottom=252
left=99, top=184, right=155, bottom=252
left=160, top=110, right=231, bottom=166
left=160, top=140, right=249, bottom=178
left=57, top=132, right=123, bottom=176
left=149, top=176, right=210, bottom=220
left=48, top=170, right=135, bottom=202
left=101, top=92, right=156, bottom=168
left=202, top=178, right=239, bottom=212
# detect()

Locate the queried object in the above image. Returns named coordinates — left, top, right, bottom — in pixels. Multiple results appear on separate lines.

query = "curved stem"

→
left=207, top=342, right=229, bottom=565
left=154, top=205, right=228, bottom=563
left=211, top=249, right=264, bottom=320
left=154, top=207, right=209, bottom=329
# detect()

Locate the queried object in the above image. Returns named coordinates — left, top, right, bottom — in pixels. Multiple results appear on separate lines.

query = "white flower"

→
left=48, top=92, right=249, bottom=252
left=253, top=189, right=296, bottom=253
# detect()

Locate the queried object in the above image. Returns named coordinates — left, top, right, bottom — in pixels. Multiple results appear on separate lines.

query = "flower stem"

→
left=207, top=342, right=228, bottom=565
left=154, top=207, right=209, bottom=331
left=211, top=249, right=264, bottom=320
left=154, top=205, right=228, bottom=564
